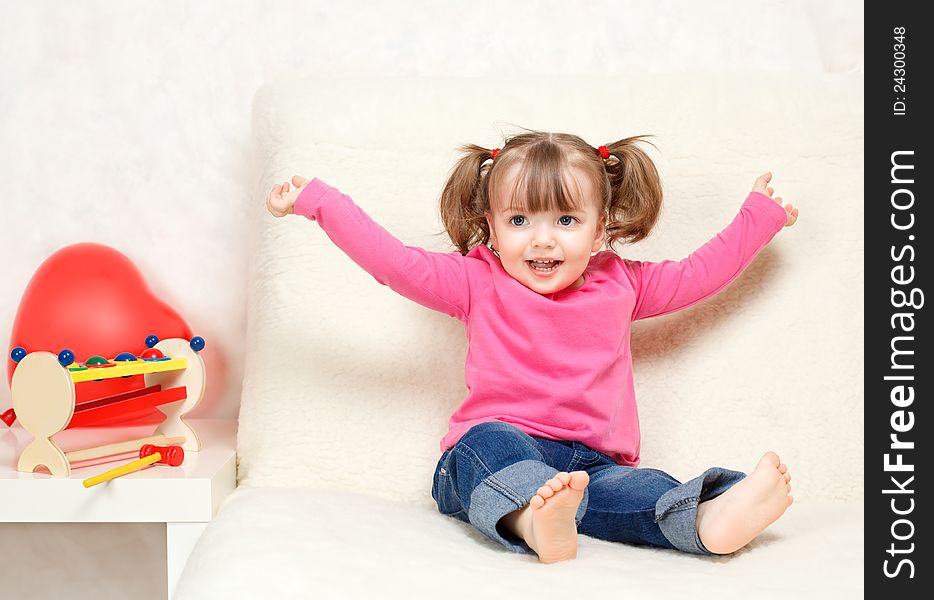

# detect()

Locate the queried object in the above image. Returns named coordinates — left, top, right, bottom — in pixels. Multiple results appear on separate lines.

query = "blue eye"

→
left=510, top=216, right=527, bottom=226
left=559, top=216, right=576, bottom=226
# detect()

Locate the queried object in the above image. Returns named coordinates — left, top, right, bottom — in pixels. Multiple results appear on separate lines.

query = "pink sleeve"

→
left=293, top=178, right=471, bottom=321
left=625, top=191, right=788, bottom=321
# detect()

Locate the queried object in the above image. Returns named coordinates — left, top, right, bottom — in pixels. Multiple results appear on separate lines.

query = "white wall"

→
left=0, top=1, right=862, bottom=598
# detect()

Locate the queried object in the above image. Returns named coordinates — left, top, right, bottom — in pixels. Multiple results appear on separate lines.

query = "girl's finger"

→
left=767, top=187, right=774, bottom=196
left=283, top=182, right=290, bottom=193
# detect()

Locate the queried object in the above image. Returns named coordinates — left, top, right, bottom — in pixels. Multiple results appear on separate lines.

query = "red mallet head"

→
left=139, top=444, right=185, bottom=466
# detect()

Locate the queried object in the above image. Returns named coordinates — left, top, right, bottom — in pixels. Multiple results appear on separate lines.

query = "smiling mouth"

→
left=527, top=260, right=562, bottom=272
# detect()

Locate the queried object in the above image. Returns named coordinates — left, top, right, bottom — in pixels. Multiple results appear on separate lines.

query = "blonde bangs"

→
left=491, top=147, right=590, bottom=216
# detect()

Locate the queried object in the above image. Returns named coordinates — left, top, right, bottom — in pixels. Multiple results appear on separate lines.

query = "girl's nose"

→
left=533, top=229, right=556, bottom=247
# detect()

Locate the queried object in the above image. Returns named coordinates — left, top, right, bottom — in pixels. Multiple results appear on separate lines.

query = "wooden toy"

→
left=10, top=336, right=206, bottom=476
left=82, top=444, right=185, bottom=488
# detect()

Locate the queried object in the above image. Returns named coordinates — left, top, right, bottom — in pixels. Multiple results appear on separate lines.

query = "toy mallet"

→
left=82, top=444, right=185, bottom=488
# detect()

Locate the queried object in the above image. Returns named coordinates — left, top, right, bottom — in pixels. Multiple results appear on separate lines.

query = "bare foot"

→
left=499, top=471, right=590, bottom=563
left=695, top=451, right=793, bottom=554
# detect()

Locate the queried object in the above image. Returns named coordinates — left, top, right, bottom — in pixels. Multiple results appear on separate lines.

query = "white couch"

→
left=173, top=76, right=863, bottom=599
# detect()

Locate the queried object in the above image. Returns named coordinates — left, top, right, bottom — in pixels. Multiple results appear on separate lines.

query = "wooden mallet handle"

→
left=82, top=445, right=185, bottom=488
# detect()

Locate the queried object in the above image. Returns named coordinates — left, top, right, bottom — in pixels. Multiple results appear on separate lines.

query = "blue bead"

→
left=145, top=335, right=159, bottom=348
left=58, top=349, right=75, bottom=367
left=114, top=352, right=137, bottom=362
left=10, top=347, right=26, bottom=363
left=190, top=336, right=205, bottom=352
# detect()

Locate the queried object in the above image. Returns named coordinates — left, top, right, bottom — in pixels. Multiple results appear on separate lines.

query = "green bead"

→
left=85, top=355, right=109, bottom=365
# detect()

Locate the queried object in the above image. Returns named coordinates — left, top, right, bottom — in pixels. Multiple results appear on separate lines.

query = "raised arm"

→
left=269, top=176, right=471, bottom=321
left=625, top=185, right=792, bottom=321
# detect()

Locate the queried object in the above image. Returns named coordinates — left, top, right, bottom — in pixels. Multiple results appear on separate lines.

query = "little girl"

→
left=266, top=130, right=798, bottom=564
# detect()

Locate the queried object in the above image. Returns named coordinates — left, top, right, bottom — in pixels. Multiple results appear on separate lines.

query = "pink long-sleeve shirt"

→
left=294, top=178, right=787, bottom=466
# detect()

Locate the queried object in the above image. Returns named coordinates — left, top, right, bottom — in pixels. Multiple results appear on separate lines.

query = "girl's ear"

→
left=484, top=211, right=499, bottom=249
left=591, top=214, right=606, bottom=253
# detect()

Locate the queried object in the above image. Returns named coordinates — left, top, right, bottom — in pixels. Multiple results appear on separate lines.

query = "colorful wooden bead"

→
left=10, top=347, right=27, bottom=363
left=57, top=349, right=75, bottom=367
left=140, top=348, right=164, bottom=360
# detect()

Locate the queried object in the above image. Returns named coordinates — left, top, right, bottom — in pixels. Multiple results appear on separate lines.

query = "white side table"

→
left=0, top=418, right=236, bottom=599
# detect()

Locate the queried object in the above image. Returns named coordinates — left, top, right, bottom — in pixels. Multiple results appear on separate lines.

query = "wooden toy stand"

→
left=11, top=338, right=205, bottom=476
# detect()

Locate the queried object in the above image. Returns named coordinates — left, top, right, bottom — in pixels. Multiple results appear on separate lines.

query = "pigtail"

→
left=602, top=135, right=663, bottom=251
left=439, top=144, right=496, bottom=255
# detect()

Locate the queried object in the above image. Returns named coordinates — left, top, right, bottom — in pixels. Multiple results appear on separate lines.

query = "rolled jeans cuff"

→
left=654, top=467, right=747, bottom=555
left=468, top=460, right=590, bottom=554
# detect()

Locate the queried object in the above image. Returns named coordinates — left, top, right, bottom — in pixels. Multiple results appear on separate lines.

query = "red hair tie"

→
left=597, top=145, right=610, bottom=160
left=491, top=148, right=500, bottom=160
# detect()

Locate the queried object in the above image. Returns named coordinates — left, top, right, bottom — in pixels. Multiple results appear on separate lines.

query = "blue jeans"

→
left=431, top=421, right=747, bottom=556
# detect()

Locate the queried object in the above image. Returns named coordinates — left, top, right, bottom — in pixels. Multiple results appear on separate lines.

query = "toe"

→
left=568, top=471, right=590, bottom=490
left=530, top=495, right=545, bottom=509
left=761, top=452, right=780, bottom=469
left=783, top=472, right=791, bottom=483
left=786, top=483, right=791, bottom=493
left=547, top=477, right=565, bottom=491
left=788, top=495, right=794, bottom=506
left=537, top=484, right=556, bottom=498
left=778, top=463, right=787, bottom=474
left=554, top=472, right=571, bottom=485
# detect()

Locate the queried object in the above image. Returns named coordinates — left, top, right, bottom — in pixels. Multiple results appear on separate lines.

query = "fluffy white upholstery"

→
left=176, top=75, right=862, bottom=597
left=176, top=488, right=861, bottom=598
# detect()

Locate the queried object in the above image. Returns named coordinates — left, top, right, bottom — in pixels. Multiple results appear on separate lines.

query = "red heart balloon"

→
left=7, top=243, right=192, bottom=426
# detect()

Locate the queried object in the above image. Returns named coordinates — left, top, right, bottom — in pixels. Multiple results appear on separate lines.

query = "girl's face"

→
left=485, top=164, right=605, bottom=295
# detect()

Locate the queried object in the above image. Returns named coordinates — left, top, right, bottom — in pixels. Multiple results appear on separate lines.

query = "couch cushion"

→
left=241, top=75, right=862, bottom=504
left=174, top=487, right=862, bottom=599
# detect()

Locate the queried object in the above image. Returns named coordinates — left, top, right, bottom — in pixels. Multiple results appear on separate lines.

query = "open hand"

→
left=266, top=175, right=310, bottom=217
left=752, top=172, right=798, bottom=227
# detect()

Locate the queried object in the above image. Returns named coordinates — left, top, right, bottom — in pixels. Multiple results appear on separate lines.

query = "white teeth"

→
left=528, top=260, right=560, bottom=272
